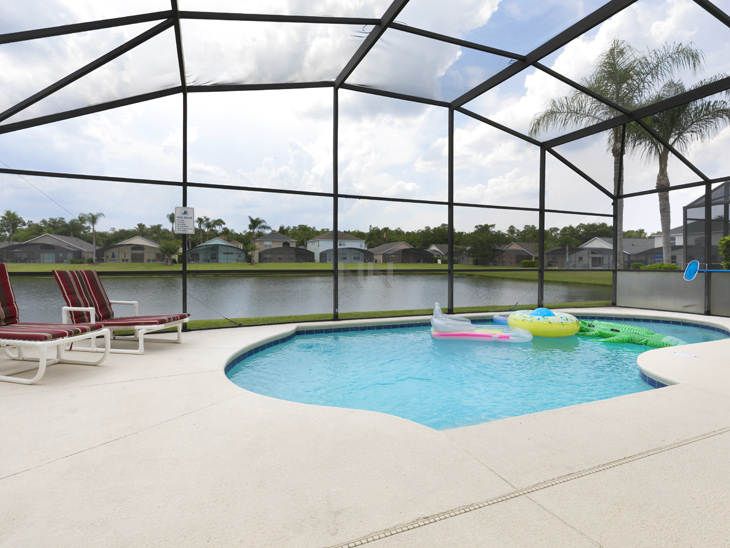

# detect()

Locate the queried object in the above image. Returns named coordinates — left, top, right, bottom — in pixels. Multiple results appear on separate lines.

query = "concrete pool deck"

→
left=2, top=307, right=730, bottom=547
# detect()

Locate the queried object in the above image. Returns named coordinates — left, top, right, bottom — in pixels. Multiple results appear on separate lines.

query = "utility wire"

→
left=0, top=159, right=79, bottom=218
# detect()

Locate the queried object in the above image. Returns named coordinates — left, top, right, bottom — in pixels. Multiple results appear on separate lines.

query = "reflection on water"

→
left=10, top=274, right=610, bottom=323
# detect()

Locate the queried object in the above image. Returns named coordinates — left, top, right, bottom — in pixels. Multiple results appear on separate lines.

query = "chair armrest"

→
left=109, top=300, right=139, bottom=316
left=62, top=306, right=96, bottom=324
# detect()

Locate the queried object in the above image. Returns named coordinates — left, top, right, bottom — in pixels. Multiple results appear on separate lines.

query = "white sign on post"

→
left=174, top=207, right=195, bottom=235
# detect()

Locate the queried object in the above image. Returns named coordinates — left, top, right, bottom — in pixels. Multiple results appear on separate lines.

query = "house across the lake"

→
left=254, top=231, right=297, bottom=263
left=187, top=237, right=248, bottom=263
left=98, top=236, right=163, bottom=263
left=0, top=234, right=96, bottom=263
left=307, top=231, right=367, bottom=263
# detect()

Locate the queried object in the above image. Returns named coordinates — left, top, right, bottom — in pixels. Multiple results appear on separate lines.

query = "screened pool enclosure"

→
left=2, top=0, right=730, bottom=323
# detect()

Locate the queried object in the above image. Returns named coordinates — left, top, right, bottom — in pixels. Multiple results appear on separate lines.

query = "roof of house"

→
left=496, top=242, right=538, bottom=255
left=320, top=247, right=373, bottom=254
left=369, top=242, right=411, bottom=254
left=623, top=238, right=655, bottom=253
left=105, top=235, right=160, bottom=249
left=308, top=230, right=364, bottom=242
left=427, top=244, right=448, bottom=254
left=21, top=233, right=96, bottom=252
left=191, top=237, right=243, bottom=250
left=255, top=231, right=296, bottom=242
left=650, top=226, right=685, bottom=237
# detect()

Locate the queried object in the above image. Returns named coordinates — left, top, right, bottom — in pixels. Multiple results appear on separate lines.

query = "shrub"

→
left=640, top=263, right=679, bottom=270
left=520, top=260, right=538, bottom=268
left=631, top=262, right=643, bottom=270
left=719, top=235, right=730, bottom=269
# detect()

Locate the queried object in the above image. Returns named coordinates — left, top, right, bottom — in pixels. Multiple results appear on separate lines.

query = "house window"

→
left=670, top=236, right=676, bottom=245
left=264, top=241, right=272, bottom=248
left=339, top=241, right=346, bottom=246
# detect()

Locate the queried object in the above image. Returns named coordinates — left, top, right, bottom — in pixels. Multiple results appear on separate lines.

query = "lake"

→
left=10, top=274, right=611, bottom=324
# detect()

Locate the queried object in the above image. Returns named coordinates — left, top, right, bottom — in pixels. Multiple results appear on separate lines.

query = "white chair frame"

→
left=0, top=328, right=110, bottom=384
left=62, top=301, right=188, bottom=355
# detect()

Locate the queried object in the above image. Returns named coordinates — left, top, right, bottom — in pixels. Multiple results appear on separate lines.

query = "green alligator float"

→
left=577, top=320, right=684, bottom=348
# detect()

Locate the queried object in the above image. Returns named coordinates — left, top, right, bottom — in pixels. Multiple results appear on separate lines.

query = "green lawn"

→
left=4, top=262, right=612, bottom=285
left=186, top=300, right=612, bottom=330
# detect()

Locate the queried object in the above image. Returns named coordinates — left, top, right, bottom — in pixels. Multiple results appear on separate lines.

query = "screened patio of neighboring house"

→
left=1, top=0, right=730, bottom=322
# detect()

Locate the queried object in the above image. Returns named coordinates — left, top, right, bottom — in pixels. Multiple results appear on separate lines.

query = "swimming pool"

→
left=225, top=317, right=729, bottom=430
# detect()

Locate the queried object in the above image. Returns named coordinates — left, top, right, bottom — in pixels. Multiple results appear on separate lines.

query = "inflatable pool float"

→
left=492, top=312, right=511, bottom=325
left=507, top=308, right=579, bottom=337
left=578, top=320, right=683, bottom=348
left=430, top=303, right=532, bottom=343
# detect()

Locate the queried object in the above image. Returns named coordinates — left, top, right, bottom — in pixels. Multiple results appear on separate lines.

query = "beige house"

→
left=254, top=231, right=297, bottom=263
left=368, top=241, right=412, bottom=263
left=493, top=242, right=539, bottom=267
left=100, top=235, right=163, bottom=263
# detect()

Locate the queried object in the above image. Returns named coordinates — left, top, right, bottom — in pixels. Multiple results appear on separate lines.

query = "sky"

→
left=1, top=0, right=730, bottom=240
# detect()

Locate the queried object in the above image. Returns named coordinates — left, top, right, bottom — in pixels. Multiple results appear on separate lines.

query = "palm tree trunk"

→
left=612, top=131, right=624, bottom=269
left=657, top=151, right=671, bottom=263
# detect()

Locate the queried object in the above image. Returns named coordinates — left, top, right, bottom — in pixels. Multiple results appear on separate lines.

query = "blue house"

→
left=187, top=237, right=247, bottom=264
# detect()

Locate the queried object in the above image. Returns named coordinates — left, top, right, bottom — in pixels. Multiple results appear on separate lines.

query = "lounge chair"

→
left=53, top=269, right=190, bottom=355
left=0, top=264, right=110, bottom=384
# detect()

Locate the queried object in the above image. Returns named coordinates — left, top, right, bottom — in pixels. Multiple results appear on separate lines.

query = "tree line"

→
left=1, top=209, right=651, bottom=263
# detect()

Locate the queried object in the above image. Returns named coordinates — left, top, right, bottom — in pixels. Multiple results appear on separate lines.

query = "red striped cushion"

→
left=53, top=270, right=115, bottom=323
left=96, top=313, right=190, bottom=327
left=0, top=322, right=103, bottom=341
left=0, top=264, right=20, bottom=326
left=78, top=270, right=115, bottom=321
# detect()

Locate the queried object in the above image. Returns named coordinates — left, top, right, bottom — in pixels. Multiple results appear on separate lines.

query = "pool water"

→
left=226, top=319, right=728, bottom=430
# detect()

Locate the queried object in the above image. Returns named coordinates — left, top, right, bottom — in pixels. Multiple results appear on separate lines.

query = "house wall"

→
left=259, top=247, right=314, bottom=263
left=188, top=245, right=247, bottom=263
left=570, top=249, right=612, bottom=269
left=319, top=248, right=373, bottom=263
left=372, top=243, right=411, bottom=263
left=0, top=243, right=83, bottom=263
left=383, top=249, right=435, bottom=264
left=103, top=245, right=162, bottom=263
left=307, top=239, right=365, bottom=262
left=255, top=239, right=295, bottom=262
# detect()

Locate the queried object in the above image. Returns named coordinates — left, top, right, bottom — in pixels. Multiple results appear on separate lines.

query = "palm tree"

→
left=247, top=216, right=270, bottom=239
left=628, top=76, right=730, bottom=263
left=247, top=216, right=270, bottom=264
left=210, top=218, right=225, bottom=237
left=136, top=222, right=146, bottom=236
left=0, top=210, right=25, bottom=242
left=530, top=39, right=703, bottom=268
left=167, top=212, right=175, bottom=232
left=197, top=215, right=210, bottom=244
left=79, top=212, right=104, bottom=262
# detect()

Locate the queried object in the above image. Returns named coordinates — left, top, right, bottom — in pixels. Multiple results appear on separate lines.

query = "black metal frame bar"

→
left=3, top=0, right=730, bottom=321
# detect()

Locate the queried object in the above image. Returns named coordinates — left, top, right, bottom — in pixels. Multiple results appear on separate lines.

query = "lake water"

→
left=9, top=274, right=611, bottom=324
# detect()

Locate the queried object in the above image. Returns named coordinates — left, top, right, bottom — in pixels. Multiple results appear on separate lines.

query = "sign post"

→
left=174, top=208, right=194, bottom=326
left=174, top=207, right=195, bottom=235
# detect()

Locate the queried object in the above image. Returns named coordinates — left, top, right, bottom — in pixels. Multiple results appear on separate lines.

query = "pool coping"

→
left=223, top=308, right=730, bottom=395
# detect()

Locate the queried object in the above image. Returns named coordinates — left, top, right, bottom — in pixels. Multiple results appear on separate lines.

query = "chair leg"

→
left=0, top=346, right=48, bottom=384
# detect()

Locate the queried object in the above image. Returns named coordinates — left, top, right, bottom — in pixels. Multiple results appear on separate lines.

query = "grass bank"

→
left=5, top=262, right=612, bottom=285
left=186, top=301, right=612, bottom=330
